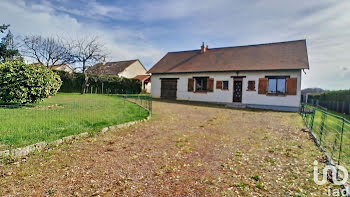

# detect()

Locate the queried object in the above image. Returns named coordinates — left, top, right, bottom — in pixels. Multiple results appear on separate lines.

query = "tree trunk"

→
left=81, top=60, right=89, bottom=94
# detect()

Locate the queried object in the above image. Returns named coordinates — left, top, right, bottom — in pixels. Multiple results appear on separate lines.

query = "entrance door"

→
left=233, top=80, right=242, bottom=102
left=161, top=79, right=177, bottom=99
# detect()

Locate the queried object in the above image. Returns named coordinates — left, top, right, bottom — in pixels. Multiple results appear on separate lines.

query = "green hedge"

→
left=0, top=61, right=62, bottom=103
left=309, top=89, right=350, bottom=102
left=55, top=71, right=141, bottom=94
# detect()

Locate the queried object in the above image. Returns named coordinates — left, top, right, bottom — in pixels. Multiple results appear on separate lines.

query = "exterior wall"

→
left=119, top=61, right=147, bottom=78
left=144, top=82, right=151, bottom=93
left=52, top=66, right=74, bottom=73
left=151, top=70, right=302, bottom=109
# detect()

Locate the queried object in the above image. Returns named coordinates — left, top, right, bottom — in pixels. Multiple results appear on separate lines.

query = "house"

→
left=301, top=88, right=326, bottom=103
left=134, top=75, right=151, bottom=93
left=32, top=63, right=74, bottom=73
left=87, top=59, right=147, bottom=78
left=148, top=40, right=309, bottom=112
left=49, top=64, right=74, bottom=73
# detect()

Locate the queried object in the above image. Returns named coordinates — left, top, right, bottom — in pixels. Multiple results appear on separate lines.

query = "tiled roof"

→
left=87, top=60, right=138, bottom=75
left=134, top=75, right=151, bottom=81
left=148, top=40, right=309, bottom=74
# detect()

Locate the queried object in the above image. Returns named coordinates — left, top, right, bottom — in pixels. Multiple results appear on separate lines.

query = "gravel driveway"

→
left=0, top=100, right=328, bottom=196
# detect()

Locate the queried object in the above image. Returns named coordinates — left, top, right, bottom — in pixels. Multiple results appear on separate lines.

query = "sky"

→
left=0, top=0, right=349, bottom=90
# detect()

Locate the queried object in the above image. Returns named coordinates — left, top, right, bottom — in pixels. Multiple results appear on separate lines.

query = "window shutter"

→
left=286, top=78, right=297, bottom=95
left=188, top=78, right=194, bottom=92
left=258, top=78, right=268, bottom=94
left=216, top=81, right=222, bottom=89
left=247, top=80, right=255, bottom=91
left=207, top=78, right=214, bottom=92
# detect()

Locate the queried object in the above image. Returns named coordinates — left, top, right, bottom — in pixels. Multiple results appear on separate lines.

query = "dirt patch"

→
left=0, top=101, right=328, bottom=196
left=33, top=104, right=64, bottom=110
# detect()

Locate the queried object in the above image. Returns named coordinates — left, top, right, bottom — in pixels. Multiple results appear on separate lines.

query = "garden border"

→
left=0, top=99, right=151, bottom=158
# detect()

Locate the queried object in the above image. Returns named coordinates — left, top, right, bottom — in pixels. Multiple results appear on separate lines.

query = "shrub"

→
left=55, top=71, right=141, bottom=94
left=0, top=61, right=62, bottom=103
left=309, top=90, right=350, bottom=102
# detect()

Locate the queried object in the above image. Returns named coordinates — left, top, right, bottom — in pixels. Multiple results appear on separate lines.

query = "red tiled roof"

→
left=148, top=40, right=309, bottom=74
left=134, top=75, right=151, bottom=81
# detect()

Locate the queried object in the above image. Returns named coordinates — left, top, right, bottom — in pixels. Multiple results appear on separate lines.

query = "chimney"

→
left=201, top=42, right=206, bottom=53
left=103, top=57, right=106, bottom=65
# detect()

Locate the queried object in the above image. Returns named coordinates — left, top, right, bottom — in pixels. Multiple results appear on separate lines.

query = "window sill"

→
left=222, top=89, right=229, bottom=91
left=194, top=91, right=208, bottom=94
left=266, top=93, right=286, bottom=97
left=246, top=89, right=256, bottom=91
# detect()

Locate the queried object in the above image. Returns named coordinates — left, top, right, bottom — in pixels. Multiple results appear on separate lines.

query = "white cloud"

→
left=55, top=0, right=126, bottom=21
left=0, top=0, right=164, bottom=68
left=1, top=0, right=349, bottom=90
left=135, top=0, right=350, bottom=90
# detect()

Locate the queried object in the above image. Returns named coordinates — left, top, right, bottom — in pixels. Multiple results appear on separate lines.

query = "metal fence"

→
left=0, top=94, right=152, bottom=151
left=116, top=95, right=152, bottom=117
left=307, top=99, right=350, bottom=115
left=300, top=104, right=350, bottom=171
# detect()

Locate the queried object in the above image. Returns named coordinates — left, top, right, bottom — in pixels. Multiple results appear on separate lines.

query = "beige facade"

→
left=118, top=61, right=147, bottom=78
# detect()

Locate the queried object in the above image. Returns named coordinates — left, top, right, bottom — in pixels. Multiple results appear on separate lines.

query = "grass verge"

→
left=0, top=93, right=149, bottom=150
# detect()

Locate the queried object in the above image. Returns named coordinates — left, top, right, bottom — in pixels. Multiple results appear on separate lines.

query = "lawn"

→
left=303, top=104, right=350, bottom=169
left=0, top=93, right=149, bottom=150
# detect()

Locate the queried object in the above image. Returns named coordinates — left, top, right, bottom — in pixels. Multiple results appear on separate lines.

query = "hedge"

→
left=308, top=89, right=350, bottom=102
left=0, top=61, right=62, bottom=103
left=55, top=71, right=141, bottom=94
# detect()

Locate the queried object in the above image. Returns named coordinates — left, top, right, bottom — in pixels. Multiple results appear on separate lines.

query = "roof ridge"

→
left=168, top=39, right=306, bottom=53
left=105, top=59, right=138, bottom=63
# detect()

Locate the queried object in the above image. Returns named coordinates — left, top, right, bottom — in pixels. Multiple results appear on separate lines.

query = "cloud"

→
left=1, top=0, right=349, bottom=90
left=0, top=0, right=164, bottom=68
left=55, top=0, right=126, bottom=21
left=134, top=0, right=350, bottom=90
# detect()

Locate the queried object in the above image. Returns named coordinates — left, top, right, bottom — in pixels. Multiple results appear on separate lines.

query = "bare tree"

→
left=71, top=36, right=107, bottom=94
left=0, top=24, right=10, bottom=33
left=21, top=35, right=74, bottom=67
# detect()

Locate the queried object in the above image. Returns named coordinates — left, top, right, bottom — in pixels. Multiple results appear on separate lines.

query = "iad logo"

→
left=313, top=160, right=348, bottom=185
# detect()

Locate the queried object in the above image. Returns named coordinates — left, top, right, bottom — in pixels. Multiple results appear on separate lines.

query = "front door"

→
left=233, top=81, right=242, bottom=102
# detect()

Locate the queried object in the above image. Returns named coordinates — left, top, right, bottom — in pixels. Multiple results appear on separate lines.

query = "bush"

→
left=55, top=71, right=141, bottom=94
left=309, top=90, right=350, bottom=102
left=0, top=61, right=62, bottom=103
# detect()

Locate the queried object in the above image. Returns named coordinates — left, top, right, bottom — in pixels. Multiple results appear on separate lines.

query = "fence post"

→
left=102, top=83, right=104, bottom=94
left=138, top=96, right=141, bottom=120
left=150, top=97, right=152, bottom=116
left=310, top=109, right=315, bottom=133
left=337, top=114, right=345, bottom=166
left=123, top=96, right=126, bottom=122
left=319, top=111, right=326, bottom=145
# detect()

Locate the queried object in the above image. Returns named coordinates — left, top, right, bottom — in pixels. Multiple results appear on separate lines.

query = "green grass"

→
left=115, top=93, right=151, bottom=97
left=303, top=104, right=350, bottom=169
left=0, top=93, right=149, bottom=150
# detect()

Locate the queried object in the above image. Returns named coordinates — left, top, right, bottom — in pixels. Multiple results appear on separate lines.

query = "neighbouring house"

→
left=301, top=88, right=326, bottom=103
left=49, top=64, right=74, bottom=73
left=148, top=40, right=309, bottom=112
left=87, top=59, right=147, bottom=78
left=134, top=75, right=151, bottom=93
left=32, top=63, right=75, bottom=73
